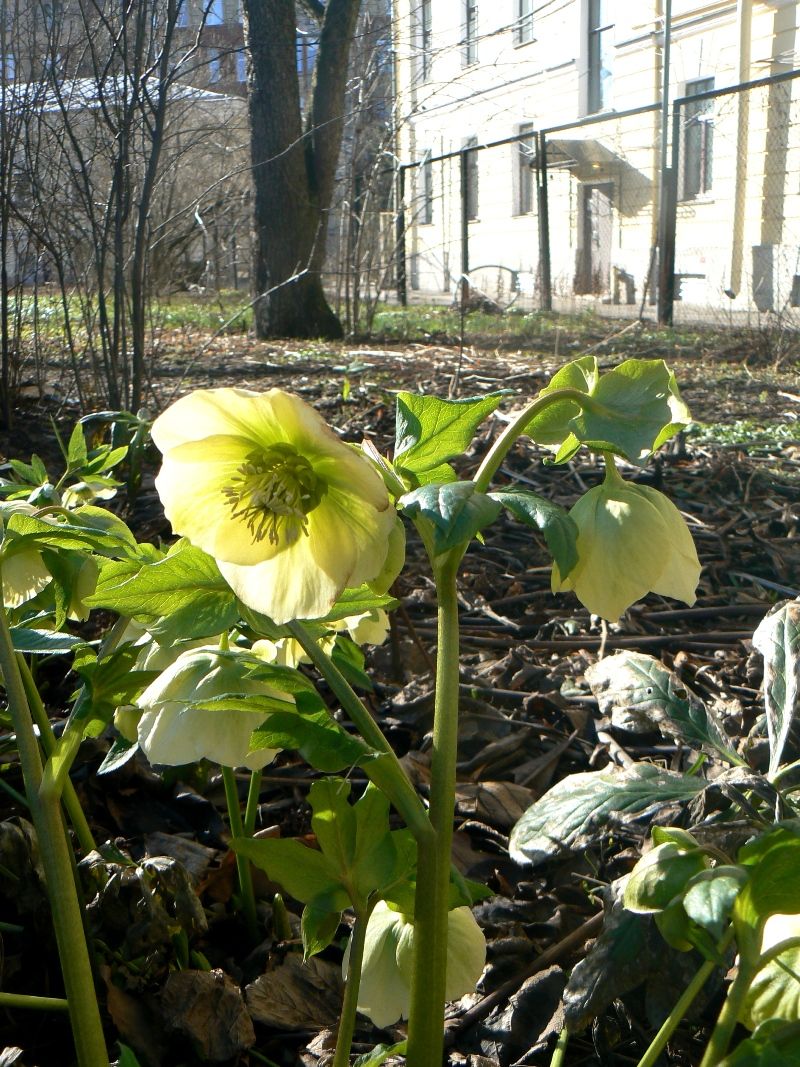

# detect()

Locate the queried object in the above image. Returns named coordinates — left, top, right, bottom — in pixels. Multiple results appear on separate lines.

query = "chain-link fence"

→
left=670, top=71, right=800, bottom=334
left=396, top=67, right=800, bottom=332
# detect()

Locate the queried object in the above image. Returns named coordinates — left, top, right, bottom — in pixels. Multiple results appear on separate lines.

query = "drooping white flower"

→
left=135, top=645, right=291, bottom=769
left=343, top=901, right=486, bottom=1028
left=552, top=460, right=700, bottom=621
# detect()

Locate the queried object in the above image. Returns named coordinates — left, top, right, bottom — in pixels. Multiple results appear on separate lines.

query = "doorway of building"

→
left=576, top=182, right=613, bottom=294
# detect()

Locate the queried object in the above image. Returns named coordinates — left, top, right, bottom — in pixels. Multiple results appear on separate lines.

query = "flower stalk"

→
left=406, top=549, right=463, bottom=1067
left=0, top=585, right=108, bottom=1067
left=333, top=904, right=370, bottom=1067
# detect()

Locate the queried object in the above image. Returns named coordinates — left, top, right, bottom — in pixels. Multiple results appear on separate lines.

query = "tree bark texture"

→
left=243, top=0, right=361, bottom=339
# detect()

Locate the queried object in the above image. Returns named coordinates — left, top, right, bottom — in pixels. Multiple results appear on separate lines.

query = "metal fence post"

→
left=536, top=131, right=553, bottom=312
left=460, top=148, right=470, bottom=306
left=657, top=105, right=680, bottom=325
left=395, top=164, right=407, bottom=307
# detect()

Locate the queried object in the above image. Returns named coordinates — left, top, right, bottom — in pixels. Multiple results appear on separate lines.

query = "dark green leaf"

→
left=331, top=637, right=372, bottom=691
left=752, top=600, right=800, bottom=777
left=624, top=842, right=708, bottom=914
left=318, top=584, right=399, bottom=624
left=84, top=543, right=239, bottom=642
left=683, top=866, right=747, bottom=940
left=309, top=779, right=357, bottom=875
left=97, top=736, right=138, bottom=776
left=400, top=481, right=501, bottom=554
left=231, top=837, right=345, bottom=907
left=250, top=709, right=369, bottom=773
left=509, top=764, right=705, bottom=866
left=9, top=627, right=82, bottom=654
left=66, top=423, right=88, bottom=468
left=301, top=903, right=342, bottom=960
left=720, top=1020, right=800, bottom=1066
left=586, top=651, right=740, bottom=763
left=394, top=392, right=506, bottom=474
left=353, top=1042, right=408, bottom=1067
left=489, top=488, right=578, bottom=577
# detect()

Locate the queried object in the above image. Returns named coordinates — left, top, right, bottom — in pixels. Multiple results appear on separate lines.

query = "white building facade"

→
left=393, top=0, right=800, bottom=321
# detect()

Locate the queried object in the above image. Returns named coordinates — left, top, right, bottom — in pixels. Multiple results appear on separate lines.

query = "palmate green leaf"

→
left=721, top=1020, right=800, bottom=1066
left=489, top=487, right=578, bottom=577
left=231, top=837, right=346, bottom=907
left=752, top=600, right=800, bottom=777
left=527, top=357, right=690, bottom=463
left=4, top=508, right=138, bottom=559
left=394, top=392, right=506, bottom=474
left=400, top=481, right=501, bottom=554
left=250, top=708, right=369, bottom=773
left=586, top=651, right=740, bottom=764
left=84, top=542, right=239, bottom=642
left=509, top=763, right=705, bottom=866
left=310, top=778, right=358, bottom=875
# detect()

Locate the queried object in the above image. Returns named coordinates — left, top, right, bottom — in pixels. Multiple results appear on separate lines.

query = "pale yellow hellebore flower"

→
left=0, top=501, right=52, bottom=608
left=135, top=645, right=291, bottom=769
left=152, top=388, right=398, bottom=625
left=343, top=900, right=486, bottom=1028
left=552, top=459, right=701, bottom=621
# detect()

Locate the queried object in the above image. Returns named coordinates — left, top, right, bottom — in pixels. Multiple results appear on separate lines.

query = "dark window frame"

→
left=463, top=0, right=478, bottom=66
left=587, top=0, right=613, bottom=114
left=513, top=0, right=533, bottom=46
left=681, top=77, right=715, bottom=200
left=464, top=136, right=479, bottom=220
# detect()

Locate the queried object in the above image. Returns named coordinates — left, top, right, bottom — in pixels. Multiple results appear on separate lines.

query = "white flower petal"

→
left=2, top=549, right=52, bottom=608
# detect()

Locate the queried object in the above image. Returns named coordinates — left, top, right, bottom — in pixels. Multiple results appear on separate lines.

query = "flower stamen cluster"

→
left=223, top=444, right=324, bottom=546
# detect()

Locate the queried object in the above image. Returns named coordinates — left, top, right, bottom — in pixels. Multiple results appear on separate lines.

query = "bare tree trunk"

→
left=243, top=0, right=361, bottom=339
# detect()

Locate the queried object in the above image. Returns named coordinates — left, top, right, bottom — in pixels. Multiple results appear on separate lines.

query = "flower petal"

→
left=348, top=901, right=411, bottom=1028
left=2, top=549, right=52, bottom=608
left=138, top=702, right=278, bottom=769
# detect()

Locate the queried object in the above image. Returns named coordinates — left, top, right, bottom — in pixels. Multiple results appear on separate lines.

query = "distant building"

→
left=392, top=0, right=800, bottom=319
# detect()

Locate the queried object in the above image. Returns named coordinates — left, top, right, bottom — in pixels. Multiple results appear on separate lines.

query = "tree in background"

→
left=242, top=0, right=361, bottom=340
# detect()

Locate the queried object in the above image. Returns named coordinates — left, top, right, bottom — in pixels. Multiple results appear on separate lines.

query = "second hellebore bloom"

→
left=152, top=388, right=397, bottom=624
left=552, top=460, right=701, bottom=621
left=344, top=901, right=486, bottom=1028
left=135, top=645, right=290, bottom=769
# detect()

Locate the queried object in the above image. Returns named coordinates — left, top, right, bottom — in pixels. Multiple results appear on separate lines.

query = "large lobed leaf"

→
left=509, top=763, right=705, bottom=866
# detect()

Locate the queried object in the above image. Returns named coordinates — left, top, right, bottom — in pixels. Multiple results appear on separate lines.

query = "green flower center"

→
left=223, top=444, right=324, bottom=545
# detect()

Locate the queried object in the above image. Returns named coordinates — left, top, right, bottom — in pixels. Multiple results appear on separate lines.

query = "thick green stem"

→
left=406, top=552, right=462, bottom=1067
left=334, top=905, right=370, bottom=1067
left=17, top=654, right=97, bottom=856
left=0, top=596, right=108, bottom=1066
left=473, top=387, right=608, bottom=493
left=550, top=1028, right=570, bottom=1067
left=638, top=926, right=735, bottom=1067
left=699, top=954, right=758, bottom=1067
left=222, top=765, right=259, bottom=941
left=286, top=621, right=432, bottom=843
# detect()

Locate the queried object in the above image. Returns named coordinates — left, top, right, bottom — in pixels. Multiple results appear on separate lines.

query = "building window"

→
left=464, top=137, right=479, bottom=220
left=43, top=1, right=60, bottom=30
left=515, top=123, right=535, bottom=214
left=513, top=0, right=533, bottom=46
left=176, top=0, right=189, bottom=28
left=419, top=0, right=432, bottom=81
left=206, top=0, right=224, bottom=25
left=587, top=0, right=613, bottom=114
left=463, top=1, right=478, bottom=66
left=208, top=47, right=222, bottom=82
left=1, top=53, right=15, bottom=81
left=682, top=77, right=714, bottom=199
left=236, top=49, right=247, bottom=82
left=420, top=151, right=433, bottom=224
